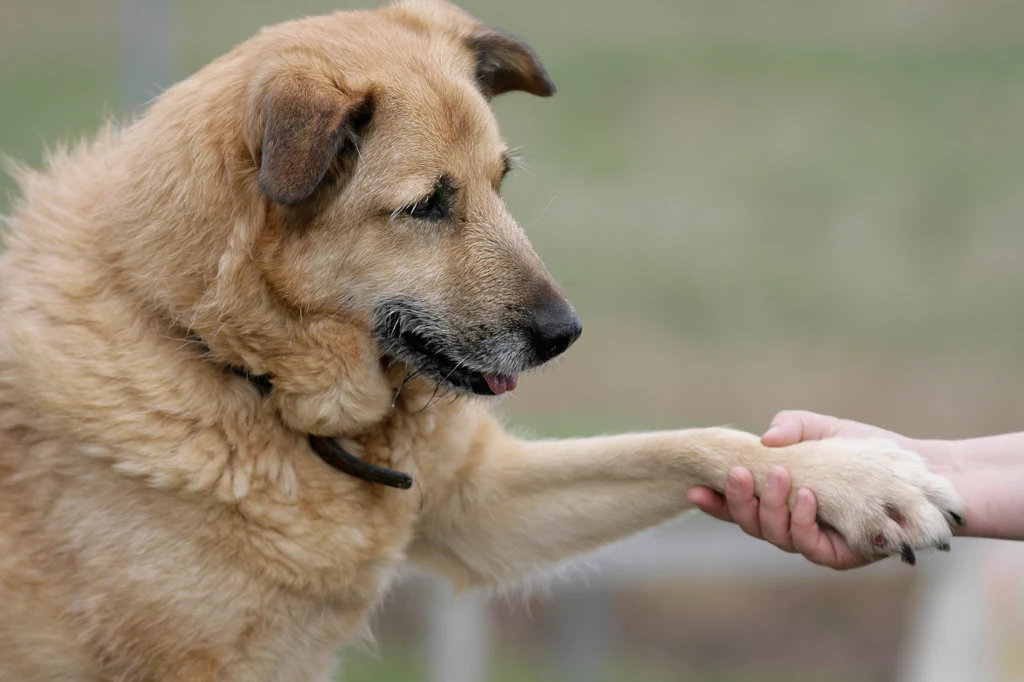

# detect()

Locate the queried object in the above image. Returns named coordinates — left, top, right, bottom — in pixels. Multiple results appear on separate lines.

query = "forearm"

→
left=915, top=432, right=1024, bottom=540
left=410, top=427, right=766, bottom=586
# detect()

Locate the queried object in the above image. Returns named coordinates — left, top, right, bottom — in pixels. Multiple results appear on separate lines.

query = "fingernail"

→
left=795, top=489, right=809, bottom=509
left=765, top=469, right=777, bottom=489
left=763, top=426, right=780, bottom=440
left=727, top=470, right=741, bottom=491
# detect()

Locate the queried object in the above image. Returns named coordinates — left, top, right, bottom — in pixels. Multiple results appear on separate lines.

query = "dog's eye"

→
left=405, top=190, right=447, bottom=222
left=403, top=175, right=455, bottom=223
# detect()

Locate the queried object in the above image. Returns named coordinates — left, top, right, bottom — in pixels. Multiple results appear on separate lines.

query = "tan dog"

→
left=0, top=1, right=963, bottom=680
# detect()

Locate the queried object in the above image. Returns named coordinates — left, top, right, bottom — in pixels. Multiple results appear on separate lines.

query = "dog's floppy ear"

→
left=467, top=30, right=555, bottom=98
left=386, top=1, right=553, bottom=98
left=252, top=72, right=374, bottom=205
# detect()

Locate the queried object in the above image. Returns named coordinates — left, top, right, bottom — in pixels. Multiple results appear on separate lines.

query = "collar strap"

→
left=308, top=435, right=412, bottom=489
left=208, top=348, right=412, bottom=490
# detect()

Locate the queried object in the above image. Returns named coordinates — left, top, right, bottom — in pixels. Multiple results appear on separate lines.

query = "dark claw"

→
left=900, top=543, right=917, bottom=565
left=937, top=542, right=951, bottom=552
left=949, top=512, right=965, bottom=527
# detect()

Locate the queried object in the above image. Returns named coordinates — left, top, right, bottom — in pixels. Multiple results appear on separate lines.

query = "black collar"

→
left=224, top=361, right=412, bottom=490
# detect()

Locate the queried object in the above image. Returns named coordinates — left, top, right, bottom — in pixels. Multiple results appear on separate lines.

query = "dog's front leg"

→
left=410, top=419, right=962, bottom=586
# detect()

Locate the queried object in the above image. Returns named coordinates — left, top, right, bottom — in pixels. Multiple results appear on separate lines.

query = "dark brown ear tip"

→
left=258, top=162, right=324, bottom=205
left=524, top=48, right=556, bottom=96
left=468, top=29, right=555, bottom=98
left=532, top=73, right=557, bottom=97
left=257, top=172, right=301, bottom=206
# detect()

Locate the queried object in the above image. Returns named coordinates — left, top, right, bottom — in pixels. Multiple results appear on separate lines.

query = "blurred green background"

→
left=3, top=1, right=1024, bottom=680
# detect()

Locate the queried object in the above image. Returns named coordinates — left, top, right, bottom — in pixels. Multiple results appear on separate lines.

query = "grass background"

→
left=3, top=0, right=1024, bottom=679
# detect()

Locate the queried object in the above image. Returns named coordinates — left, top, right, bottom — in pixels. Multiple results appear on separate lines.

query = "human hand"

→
left=686, top=410, right=920, bottom=569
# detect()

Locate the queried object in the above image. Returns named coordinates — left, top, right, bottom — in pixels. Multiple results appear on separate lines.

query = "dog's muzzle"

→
left=375, top=294, right=582, bottom=397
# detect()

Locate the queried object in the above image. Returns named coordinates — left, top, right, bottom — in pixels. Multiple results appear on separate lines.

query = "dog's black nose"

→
left=528, top=297, right=582, bottom=362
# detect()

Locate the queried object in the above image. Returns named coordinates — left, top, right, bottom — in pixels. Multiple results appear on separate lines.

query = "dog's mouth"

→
left=391, top=327, right=519, bottom=396
left=374, top=302, right=525, bottom=396
left=374, top=296, right=580, bottom=397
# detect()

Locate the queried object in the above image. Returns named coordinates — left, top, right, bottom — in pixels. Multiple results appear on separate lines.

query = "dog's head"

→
left=232, top=1, right=578, bottom=410
left=147, top=1, right=579, bottom=434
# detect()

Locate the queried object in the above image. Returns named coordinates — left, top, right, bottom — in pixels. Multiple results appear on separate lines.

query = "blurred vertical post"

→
left=899, top=543, right=994, bottom=682
left=427, top=578, right=489, bottom=682
left=116, top=0, right=175, bottom=110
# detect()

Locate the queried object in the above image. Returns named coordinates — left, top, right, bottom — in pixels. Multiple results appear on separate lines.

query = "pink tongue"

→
left=483, top=373, right=519, bottom=395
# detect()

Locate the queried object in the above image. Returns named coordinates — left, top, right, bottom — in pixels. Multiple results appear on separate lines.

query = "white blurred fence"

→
left=418, top=520, right=1024, bottom=682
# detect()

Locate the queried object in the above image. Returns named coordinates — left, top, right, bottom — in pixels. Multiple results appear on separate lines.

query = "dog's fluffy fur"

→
left=0, top=2, right=963, bottom=680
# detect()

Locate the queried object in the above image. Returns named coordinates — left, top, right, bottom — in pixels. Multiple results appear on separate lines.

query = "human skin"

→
left=687, top=410, right=1024, bottom=568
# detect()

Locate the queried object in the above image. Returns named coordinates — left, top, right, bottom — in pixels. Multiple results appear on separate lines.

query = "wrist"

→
left=903, top=437, right=961, bottom=477
left=913, top=435, right=1024, bottom=540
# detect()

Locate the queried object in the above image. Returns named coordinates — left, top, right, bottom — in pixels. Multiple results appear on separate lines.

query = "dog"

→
left=0, top=1, right=963, bottom=679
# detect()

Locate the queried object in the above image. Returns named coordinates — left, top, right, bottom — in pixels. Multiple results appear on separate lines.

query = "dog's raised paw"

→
left=786, top=437, right=964, bottom=564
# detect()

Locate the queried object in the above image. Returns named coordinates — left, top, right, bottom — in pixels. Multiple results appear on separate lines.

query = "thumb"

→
left=762, top=410, right=839, bottom=447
